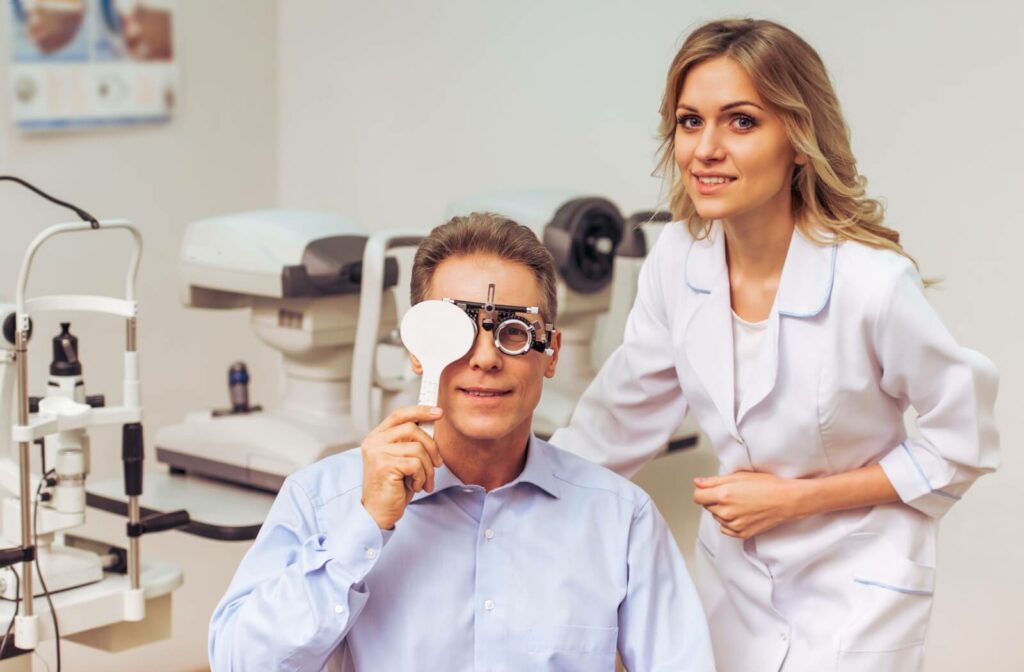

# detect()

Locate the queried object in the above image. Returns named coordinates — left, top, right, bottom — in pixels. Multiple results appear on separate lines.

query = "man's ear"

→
left=409, top=352, right=423, bottom=375
left=543, top=330, right=561, bottom=379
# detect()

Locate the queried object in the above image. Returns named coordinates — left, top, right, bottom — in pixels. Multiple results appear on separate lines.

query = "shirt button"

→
left=334, top=605, right=344, bottom=615
left=366, top=548, right=378, bottom=560
left=484, top=599, right=495, bottom=611
left=779, top=632, right=788, bottom=641
left=484, top=528, right=495, bottom=540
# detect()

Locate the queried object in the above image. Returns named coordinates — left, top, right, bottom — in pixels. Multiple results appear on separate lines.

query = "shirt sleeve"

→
left=550, top=228, right=689, bottom=477
left=617, top=497, right=716, bottom=671
left=208, top=477, right=389, bottom=671
left=874, top=263, right=1000, bottom=519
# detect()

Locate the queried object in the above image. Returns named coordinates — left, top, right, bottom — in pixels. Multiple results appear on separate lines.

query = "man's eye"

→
left=676, top=115, right=702, bottom=129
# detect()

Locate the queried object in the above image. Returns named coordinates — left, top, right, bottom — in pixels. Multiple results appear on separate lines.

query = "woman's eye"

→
left=676, top=115, right=702, bottom=130
left=731, top=114, right=757, bottom=130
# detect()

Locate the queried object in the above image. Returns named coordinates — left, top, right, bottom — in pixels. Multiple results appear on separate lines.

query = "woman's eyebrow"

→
left=677, top=100, right=765, bottom=112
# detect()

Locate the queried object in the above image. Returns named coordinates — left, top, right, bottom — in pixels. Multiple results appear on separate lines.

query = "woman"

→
left=550, top=18, right=998, bottom=672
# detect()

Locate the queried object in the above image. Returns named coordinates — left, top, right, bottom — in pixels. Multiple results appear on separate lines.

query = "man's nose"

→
left=468, top=327, right=503, bottom=371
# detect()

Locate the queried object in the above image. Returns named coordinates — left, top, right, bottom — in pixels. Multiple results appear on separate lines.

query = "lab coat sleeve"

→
left=550, top=228, right=688, bottom=477
left=875, top=263, right=1000, bottom=519
left=617, top=497, right=716, bottom=672
left=208, top=477, right=388, bottom=671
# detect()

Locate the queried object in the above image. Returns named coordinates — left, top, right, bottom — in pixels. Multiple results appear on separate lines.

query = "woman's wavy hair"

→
left=657, top=18, right=927, bottom=278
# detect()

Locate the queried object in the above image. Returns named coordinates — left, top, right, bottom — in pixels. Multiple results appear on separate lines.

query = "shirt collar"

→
left=410, top=434, right=561, bottom=503
left=684, top=221, right=837, bottom=318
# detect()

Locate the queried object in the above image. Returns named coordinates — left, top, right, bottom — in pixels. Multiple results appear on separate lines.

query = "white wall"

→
left=0, top=2, right=279, bottom=670
left=278, top=1, right=1023, bottom=671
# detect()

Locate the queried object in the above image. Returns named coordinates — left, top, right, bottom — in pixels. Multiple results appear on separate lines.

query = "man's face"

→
left=416, top=254, right=559, bottom=446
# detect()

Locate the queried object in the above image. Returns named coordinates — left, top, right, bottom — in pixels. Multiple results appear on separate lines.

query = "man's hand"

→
left=692, top=471, right=811, bottom=539
left=360, top=406, right=444, bottom=530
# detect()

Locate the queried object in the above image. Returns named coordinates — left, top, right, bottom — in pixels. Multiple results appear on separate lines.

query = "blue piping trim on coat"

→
left=684, top=233, right=714, bottom=294
left=777, top=243, right=838, bottom=318
left=854, top=578, right=933, bottom=597
left=901, top=443, right=961, bottom=501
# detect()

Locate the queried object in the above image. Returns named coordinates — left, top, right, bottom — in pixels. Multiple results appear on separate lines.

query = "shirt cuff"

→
left=321, top=500, right=389, bottom=582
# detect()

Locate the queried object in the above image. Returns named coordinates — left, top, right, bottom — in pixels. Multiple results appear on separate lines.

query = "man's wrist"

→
left=360, top=497, right=396, bottom=531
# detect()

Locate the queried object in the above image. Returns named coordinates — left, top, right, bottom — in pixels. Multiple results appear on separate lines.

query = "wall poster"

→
left=8, top=0, right=177, bottom=131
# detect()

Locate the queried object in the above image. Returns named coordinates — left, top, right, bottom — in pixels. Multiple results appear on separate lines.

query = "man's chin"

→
left=451, top=423, right=513, bottom=443
left=443, top=415, right=525, bottom=445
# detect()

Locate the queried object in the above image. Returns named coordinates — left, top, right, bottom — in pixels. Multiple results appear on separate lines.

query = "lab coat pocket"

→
left=516, top=625, right=618, bottom=671
left=838, top=533, right=934, bottom=656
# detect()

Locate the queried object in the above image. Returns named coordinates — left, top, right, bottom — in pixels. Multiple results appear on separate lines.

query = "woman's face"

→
left=674, top=56, right=804, bottom=225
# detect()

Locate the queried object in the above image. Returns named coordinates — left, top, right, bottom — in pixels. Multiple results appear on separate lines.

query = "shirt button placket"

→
left=475, top=499, right=503, bottom=671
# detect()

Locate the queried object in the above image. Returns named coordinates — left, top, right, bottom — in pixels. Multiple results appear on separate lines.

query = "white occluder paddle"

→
left=400, top=300, right=476, bottom=437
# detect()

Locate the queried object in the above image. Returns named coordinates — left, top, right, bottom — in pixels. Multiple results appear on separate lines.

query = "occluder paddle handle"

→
left=418, top=373, right=440, bottom=437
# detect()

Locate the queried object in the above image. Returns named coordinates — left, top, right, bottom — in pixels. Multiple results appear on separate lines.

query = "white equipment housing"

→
left=155, top=211, right=408, bottom=491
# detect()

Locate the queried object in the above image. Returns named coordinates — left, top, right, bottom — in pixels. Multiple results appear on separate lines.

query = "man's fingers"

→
left=381, top=422, right=442, bottom=468
left=388, top=446, right=434, bottom=492
left=395, top=456, right=428, bottom=492
left=376, top=406, right=443, bottom=433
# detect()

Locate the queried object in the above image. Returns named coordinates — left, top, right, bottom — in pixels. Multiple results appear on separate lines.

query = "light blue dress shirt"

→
left=209, top=436, right=714, bottom=671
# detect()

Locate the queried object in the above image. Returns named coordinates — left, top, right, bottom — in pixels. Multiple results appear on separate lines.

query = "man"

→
left=209, top=213, right=714, bottom=671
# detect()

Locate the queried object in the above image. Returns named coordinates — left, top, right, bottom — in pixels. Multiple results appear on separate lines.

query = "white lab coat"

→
left=550, top=221, right=999, bottom=672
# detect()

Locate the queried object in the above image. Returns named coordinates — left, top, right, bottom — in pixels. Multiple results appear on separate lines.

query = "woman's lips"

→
left=693, top=174, right=736, bottom=196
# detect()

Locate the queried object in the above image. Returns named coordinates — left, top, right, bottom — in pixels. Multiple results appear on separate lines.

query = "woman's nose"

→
left=695, top=126, right=725, bottom=163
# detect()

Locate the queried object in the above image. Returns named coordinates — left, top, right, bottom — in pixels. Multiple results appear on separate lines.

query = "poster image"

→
left=9, top=0, right=177, bottom=131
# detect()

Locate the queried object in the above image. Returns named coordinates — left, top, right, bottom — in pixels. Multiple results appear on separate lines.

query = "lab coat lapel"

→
left=683, top=227, right=740, bottom=440
left=735, top=228, right=837, bottom=425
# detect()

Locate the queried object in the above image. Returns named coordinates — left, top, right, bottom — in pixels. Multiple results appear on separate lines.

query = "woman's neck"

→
left=722, top=193, right=797, bottom=279
left=722, top=193, right=797, bottom=321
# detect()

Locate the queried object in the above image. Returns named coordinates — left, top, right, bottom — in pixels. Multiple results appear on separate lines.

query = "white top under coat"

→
left=731, top=310, right=768, bottom=416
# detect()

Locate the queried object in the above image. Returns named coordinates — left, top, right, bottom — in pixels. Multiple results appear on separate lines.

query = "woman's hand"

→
left=693, top=464, right=901, bottom=539
left=692, top=471, right=811, bottom=539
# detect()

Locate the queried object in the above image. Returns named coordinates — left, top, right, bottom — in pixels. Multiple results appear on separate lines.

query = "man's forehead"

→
left=429, top=256, right=543, bottom=307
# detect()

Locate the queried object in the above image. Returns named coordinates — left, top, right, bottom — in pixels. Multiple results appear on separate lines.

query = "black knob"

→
left=122, top=423, right=144, bottom=496
left=2, top=313, right=31, bottom=345
left=50, top=322, right=82, bottom=377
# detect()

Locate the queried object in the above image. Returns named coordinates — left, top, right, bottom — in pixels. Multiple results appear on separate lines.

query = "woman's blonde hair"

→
left=658, top=18, right=926, bottom=276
